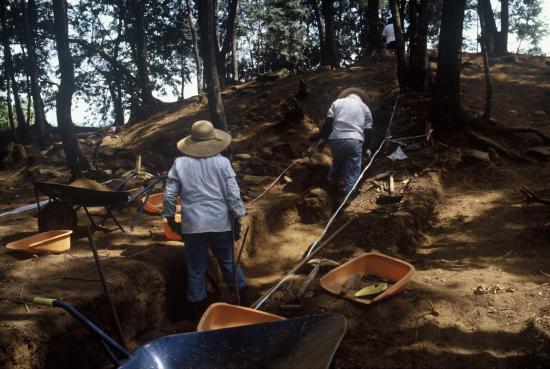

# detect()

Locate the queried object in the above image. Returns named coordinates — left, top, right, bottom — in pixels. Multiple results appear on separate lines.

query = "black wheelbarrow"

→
left=31, top=297, right=346, bottom=369
left=33, top=173, right=166, bottom=233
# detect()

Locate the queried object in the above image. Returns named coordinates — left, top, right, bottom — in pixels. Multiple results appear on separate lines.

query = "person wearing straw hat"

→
left=162, top=120, right=247, bottom=317
left=315, top=87, right=373, bottom=199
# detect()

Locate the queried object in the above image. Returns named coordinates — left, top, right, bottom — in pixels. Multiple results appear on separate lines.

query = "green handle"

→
left=33, top=297, right=55, bottom=306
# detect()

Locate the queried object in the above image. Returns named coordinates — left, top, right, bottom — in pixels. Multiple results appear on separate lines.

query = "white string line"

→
left=305, top=92, right=401, bottom=258
left=253, top=93, right=402, bottom=310
left=252, top=137, right=388, bottom=310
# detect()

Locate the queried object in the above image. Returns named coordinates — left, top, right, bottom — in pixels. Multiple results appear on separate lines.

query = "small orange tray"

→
left=197, top=303, right=284, bottom=331
left=141, top=193, right=181, bottom=215
left=6, top=230, right=73, bottom=254
left=320, top=251, right=415, bottom=305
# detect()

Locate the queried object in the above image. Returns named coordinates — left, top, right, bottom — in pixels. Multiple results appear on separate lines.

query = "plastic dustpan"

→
left=6, top=230, right=73, bottom=254
left=141, top=193, right=181, bottom=215
left=163, top=213, right=182, bottom=241
left=197, top=303, right=284, bottom=331
left=320, top=251, right=414, bottom=305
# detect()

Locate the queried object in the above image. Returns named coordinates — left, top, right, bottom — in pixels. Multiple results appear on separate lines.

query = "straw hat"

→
left=177, top=120, right=232, bottom=158
left=337, top=87, right=369, bottom=104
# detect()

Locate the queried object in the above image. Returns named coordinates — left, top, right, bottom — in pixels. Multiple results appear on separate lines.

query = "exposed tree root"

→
left=495, top=127, right=550, bottom=144
left=465, top=128, right=534, bottom=163
left=520, top=186, right=550, bottom=205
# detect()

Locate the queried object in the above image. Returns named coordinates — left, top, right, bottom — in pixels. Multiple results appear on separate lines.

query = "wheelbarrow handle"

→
left=31, top=297, right=131, bottom=366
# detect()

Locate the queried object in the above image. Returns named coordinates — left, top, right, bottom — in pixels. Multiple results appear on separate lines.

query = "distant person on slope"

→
left=382, top=19, right=396, bottom=51
left=315, top=87, right=373, bottom=200
left=162, top=120, right=248, bottom=321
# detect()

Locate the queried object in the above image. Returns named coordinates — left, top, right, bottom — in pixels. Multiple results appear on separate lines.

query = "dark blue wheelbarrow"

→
left=31, top=297, right=346, bottom=369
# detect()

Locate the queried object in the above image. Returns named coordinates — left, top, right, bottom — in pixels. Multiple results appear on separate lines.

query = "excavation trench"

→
left=0, top=92, right=437, bottom=369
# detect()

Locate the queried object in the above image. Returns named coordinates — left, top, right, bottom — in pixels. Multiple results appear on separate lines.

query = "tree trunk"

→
left=185, top=0, right=203, bottom=93
left=479, top=0, right=497, bottom=53
left=1, top=1, right=30, bottom=143
left=366, top=0, right=384, bottom=54
left=53, top=0, right=89, bottom=179
left=217, top=0, right=239, bottom=87
left=111, top=0, right=125, bottom=126
left=308, top=0, right=327, bottom=65
left=4, top=68, right=16, bottom=142
left=408, top=0, right=429, bottom=90
left=321, top=0, right=338, bottom=67
left=197, top=0, right=228, bottom=131
left=495, top=0, right=508, bottom=53
left=131, top=0, right=156, bottom=107
left=232, top=26, right=239, bottom=82
left=477, top=0, right=492, bottom=118
left=430, top=0, right=467, bottom=131
left=23, top=0, right=48, bottom=143
left=389, top=0, right=409, bottom=89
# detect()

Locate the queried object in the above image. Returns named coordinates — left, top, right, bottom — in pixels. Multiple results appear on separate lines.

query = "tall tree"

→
left=389, top=0, right=408, bottom=88
left=217, top=0, right=239, bottom=86
left=365, top=0, right=384, bottom=54
left=408, top=0, right=429, bottom=90
left=130, top=0, right=157, bottom=108
left=430, top=0, right=467, bottom=131
left=1, top=1, right=30, bottom=143
left=197, top=0, right=228, bottom=131
left=4, top=70, right=16, bottom=141
left=185, top=0, right=203, bottom=92
left=321, top=0, right=338, bottom=67
left=478, top=0, right=508, bottom=53
left=307, top=0, right=328, bottom=65
left=478, top=0, right=492, bottom=118
left=22, top=0, right=48, bottom=143
left=53, top=0, right=88, bottom=179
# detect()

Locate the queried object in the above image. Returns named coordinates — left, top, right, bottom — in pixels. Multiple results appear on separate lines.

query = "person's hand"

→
left=232, top=218, right=242, bottom=241
left=165, top=216, right=180, bottom=234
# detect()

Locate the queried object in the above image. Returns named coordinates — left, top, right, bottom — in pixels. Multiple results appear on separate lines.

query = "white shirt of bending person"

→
left=327, top=93, right=373, bottom=142
left=382, top=24, right=395, bottom=44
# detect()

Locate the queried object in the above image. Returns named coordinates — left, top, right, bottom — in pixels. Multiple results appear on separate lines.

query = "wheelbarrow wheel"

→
left=38, top=202, right=78, bottom=232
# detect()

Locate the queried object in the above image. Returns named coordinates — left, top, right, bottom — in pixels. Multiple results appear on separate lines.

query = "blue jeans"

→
left=183, top=231, right=247, bottom=303
left=329, top=139, right=363, bottom=194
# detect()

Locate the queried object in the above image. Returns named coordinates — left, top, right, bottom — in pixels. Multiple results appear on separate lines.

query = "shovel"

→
left=281, top=259, right=339, bottom=310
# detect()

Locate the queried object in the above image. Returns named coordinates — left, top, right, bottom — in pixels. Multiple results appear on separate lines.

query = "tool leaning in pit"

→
left=281, top=258, right=340, bottom=310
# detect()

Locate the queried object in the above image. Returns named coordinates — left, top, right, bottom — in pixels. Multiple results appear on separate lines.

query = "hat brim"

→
left=176, top=129, right=232, bottom=158
left=337, top=87, right=369, bottom=104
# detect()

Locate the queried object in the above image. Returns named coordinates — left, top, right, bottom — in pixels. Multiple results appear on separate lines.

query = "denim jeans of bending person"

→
left=329, top=138, right=363, bottom=194
left=183, top=231, right=246, bottom=303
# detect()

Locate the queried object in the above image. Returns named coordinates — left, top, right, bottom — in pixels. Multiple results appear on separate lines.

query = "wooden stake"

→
left=135, top=154, right=141, bottom=175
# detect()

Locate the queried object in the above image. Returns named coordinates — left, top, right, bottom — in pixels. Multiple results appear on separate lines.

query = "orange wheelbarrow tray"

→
left=6, top=230, right=73, bottom=254
left=139, top=193, right=181, bottom=215
left=197, top=303, right=285, bottom=331
left=320, top=251, right=415, bottom=305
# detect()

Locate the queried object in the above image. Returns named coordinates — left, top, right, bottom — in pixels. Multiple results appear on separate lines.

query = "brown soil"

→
left=1, top=53, right=550, bottom=369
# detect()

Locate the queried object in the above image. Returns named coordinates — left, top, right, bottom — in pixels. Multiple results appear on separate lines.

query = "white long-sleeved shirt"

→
left=162, top=154, right=245, bottom=234
left=327, top=94, right=373, bottom=142
left=382, top=24, right=395, bottom=44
